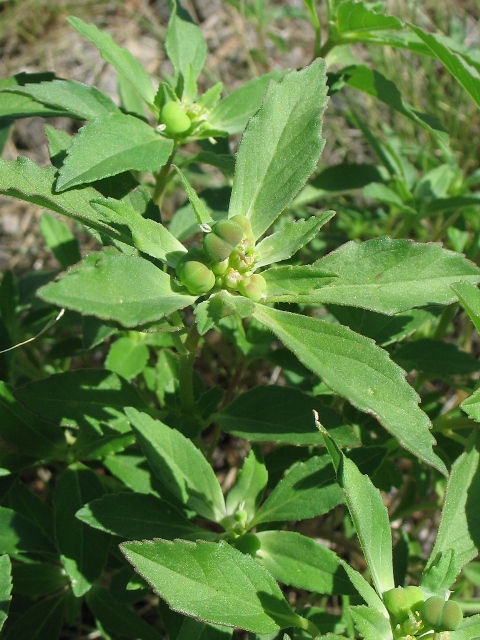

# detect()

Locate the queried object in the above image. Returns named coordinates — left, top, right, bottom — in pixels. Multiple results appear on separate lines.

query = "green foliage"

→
left=0, top=1, right=479, bottom=638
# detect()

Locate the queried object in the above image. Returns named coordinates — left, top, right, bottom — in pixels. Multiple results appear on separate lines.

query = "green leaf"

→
left=106, top=337, right=149, bottom=380
left=392, top=338, right=480, bottom=375
left=327, top=305, right=440, bottom=346
left=424, top=432, right=480, bottom=583
left=126, top=408, right=226, bottom=522
left=166, top=0, right=206, bottom=85
left=90, top=198, right=187, bottom=268
left=56, top=113, right=173, bottom=191
left=251, top=455, right=343, bottom=525
left=342, top=65, right=447, bottom=143
left=262, top=265, right=337, bottom=301
left=208, top=71, right=287, bottom=135
left=214, top=386, right=358, bottom=447
left=174, top=166, right=214, bottom=225
left=420, top=549, right=458, bottom=597
left=54, top=465, right=111, bottom=596
left=0, top=382, right=66, bottom=460
left=0, top=506, right=54, bottom=555
left=0, top=72, right=70, bottom=119
left=228, top=59, right=327, bottom=239
left=448, top=614, right=480, bottom=640
left=253, top=306, right=447, bottom=475
left=256, top=530, right=356, bottom=596
left=11, top=562, right=69, bottom=596
left=120, top=539, right=302, bottom=634
left=326, top=437, right=394, bottom=595
left=452, top=282, right=480, bottom=334
left=336, top=1, right=402, bottom=34
left=338, top=560, right=387, bottom=613
left=67, top=16, right=156, bottom=110
left=104, top=453, right=163, bottom=496
left=349, top=605, right=392, bottom=640
left=254, top=211, right=335, bottom=268
left=461, top=386, right=480, bottom=423
left=311, top=238, right=480, bottom=314
left=85, top=584, right=164, bottom=640
left=39, top=212, right=81, bottom=269
left=4, top=480, right=55, bottom=543
left=4, top=79, right=119, bottom=120
left=38, top=250, right=196, bottom=328
left=0, top=555, right=12, bottom=632
left=0, top=157, right=133, bottom=245
left=76, top=492, right=214, bottom=541
left=226, top=447, right=268, bottom=518
left=1, top=592, right=66, bottom=640
left=15, top=369, right=148, bottom=433
left=408, top=24, right=480, bottom=109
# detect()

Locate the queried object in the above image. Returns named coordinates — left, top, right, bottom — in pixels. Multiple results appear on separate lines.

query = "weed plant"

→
left=0, top=1, right=479, bottom=639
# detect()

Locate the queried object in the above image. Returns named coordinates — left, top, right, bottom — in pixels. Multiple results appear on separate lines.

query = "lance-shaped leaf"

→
left=342, top=65, right=447, bottom=143
left=321, top=428, right=394, bottom=596
left=76, top=492, right=215, bottom=541
left=448, top=614, right=480, bottom=640
left=56, top=113, right=173, bottom=191
left=120, top=539, right=303, bottom=634
left=208, top=71, right=287, bottom=135
left=38, top=250, right=196, bottom=328
left=0, top=72, right=70, bottom=119
left=408, top=24, right=480, bottom=109
left=0, top=157, right=133, bottom=245
left=424, top=432, right=480, bottom=582
left=166, top=0, right=207, bottom=83
left=262, top=265, right=337, bottom=301
left=253, top=305, right=447, bottom=475
left=91, top=198, right=187, bottom=267
left=310, top=238, right=480, bottom=314
left=67, top=16, right=156, bottom=110
left=452, top=282, right=480, bottom=334
left=4, top=79, right=120, bottom=121
left=250, top=455, right=343, bottom=525
left=254, top=211, right=335, bottom=268
left=125, top=408, right=226, bottom=522
left=228, top=59, right=327, bottom=239
left=225, top=447, right=268, bottom=518
left=54, top=465, right=111, bottom=596
left=0, top=555, right=12, bottom=632
left=335, top=0, right=402, bottom=34
left=86, top=584, right=164, bottom=640
left=349, top=606, right=393, bottom=640
left=256, top=530, right=356, bottom=596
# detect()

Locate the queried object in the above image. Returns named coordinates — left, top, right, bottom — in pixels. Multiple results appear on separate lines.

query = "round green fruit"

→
left=229, top=214, right=255, bottom=245
left=176, top=259, right=215, bottom=295
left=161, top=101, right=191, bottom=135
left=420, top=596, right=463, bottom=632
left=383, top=586, right=425, bottom=622
left=238, top=273, right=267, bottom=302
left=204, top=219, right=244, bottom=262
left=234, top=533, right=261, bottom=557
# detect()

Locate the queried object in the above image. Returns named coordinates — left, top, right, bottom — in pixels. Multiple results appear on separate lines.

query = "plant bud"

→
left=420, top=596, right=463, bottom=631
left=176, top=259, right=215, bottom=295
left=161, top=101, right=191, bottom=135
left=211, top=258, right=229, bottom=276
left=238, top=273, right=267, bottom=302
left=383, top=586, right=425, bottom=622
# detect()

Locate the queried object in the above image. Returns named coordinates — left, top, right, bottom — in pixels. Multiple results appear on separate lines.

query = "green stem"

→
left=152, top=147, right=177, bottom=207
left=177, top=323, right=201, bottom=426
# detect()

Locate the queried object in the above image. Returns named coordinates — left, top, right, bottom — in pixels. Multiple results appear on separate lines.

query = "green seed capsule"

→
left=204, top=233, right=233, bottom=262
left=238, top=273, right=267, bottom=302
left=161, top=101, right=191, bottom=135
left=383, top=586, right=425, bottom=622
left=176, top=259, right=215, bottom=295
left=420, top=596, right=463, bottom=632
left=234, top=533, right=261, bottom=557
left=229, top=214, right=255, bottom=244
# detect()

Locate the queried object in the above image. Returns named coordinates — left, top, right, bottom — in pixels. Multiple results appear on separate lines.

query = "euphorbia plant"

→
left=0, top=1, right=480, bottom=639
